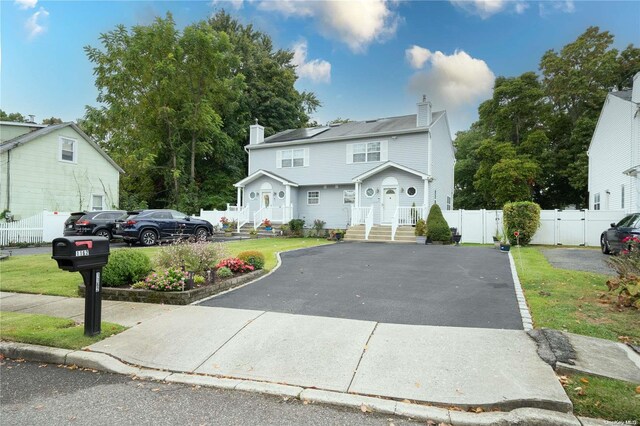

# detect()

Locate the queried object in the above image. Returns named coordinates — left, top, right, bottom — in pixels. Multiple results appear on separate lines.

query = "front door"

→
left=382, top=188, right=397, bottom=223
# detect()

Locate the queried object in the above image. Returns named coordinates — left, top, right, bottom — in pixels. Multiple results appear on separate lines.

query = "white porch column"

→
left=285, top=185, right=291, bottom=222
left=355, top=181, right=361, bottom=208
left=236, top=186, right=242, bottom=209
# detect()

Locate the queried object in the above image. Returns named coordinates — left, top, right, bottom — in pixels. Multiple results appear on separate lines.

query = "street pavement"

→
left=200, top=243, right=524, bottom=329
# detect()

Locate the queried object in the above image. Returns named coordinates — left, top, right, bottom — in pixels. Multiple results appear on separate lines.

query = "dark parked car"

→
left=600, top=213, right=640, bottom=254
left=114, top=209, right=213, bottom=246
left=63, top=210, right=126, bottom=240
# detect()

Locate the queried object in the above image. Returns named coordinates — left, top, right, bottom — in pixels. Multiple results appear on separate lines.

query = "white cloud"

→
left=449, top=0, right=528, bottom=18
left=15, top=0, right=37, bottom=9
left=539, top=1, right=575, bottom=16
left=210, top=0, right=244, bottom=10
left=258, top=0, right=400, bottom=53
left=25, top=7, right=49, bottom=39
left=405, top=45, right=432, bottom=69
left=407, top=49, right=495, bottom=111
left=292, top=40, right=331, bottom=84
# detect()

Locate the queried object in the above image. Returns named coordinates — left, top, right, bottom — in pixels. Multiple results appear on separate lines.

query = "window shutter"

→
left=276, top=150, right=282, bottom=169
left=380, top=140, right=388, bottom=162
left=304, top=148, right=310, bottom=167
left=346, top=144, right=353, bottom=164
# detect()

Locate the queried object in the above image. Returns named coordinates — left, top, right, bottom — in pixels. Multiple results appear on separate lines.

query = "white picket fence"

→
left=0, top=211, right=70, bottom=246
left=441, top=209, right=628, bottom=247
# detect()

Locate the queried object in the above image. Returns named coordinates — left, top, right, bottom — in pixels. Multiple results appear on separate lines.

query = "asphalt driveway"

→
left=540, top=248, right=615, bottom=276
left=199, top=243, right=523, bottom=330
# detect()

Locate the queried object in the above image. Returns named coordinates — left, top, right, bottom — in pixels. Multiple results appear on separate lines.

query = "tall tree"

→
left=41, top=117, right=63, bottom=125
left=0, top=110, right=26, bottom=122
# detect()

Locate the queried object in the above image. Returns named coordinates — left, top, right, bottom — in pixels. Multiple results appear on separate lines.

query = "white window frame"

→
left=446, top=195, right=452, bottom=210
left=249, top=191, right=256, bottom=200
left=353, top=142, right=380, bottom=163
left=343, top=189, right=355, bottom=204
left=59, top=137, right=77, bottom=163
left=594, top=193, right=600, bottom=210
left=365, top=187, right=375, bottom=198
left=278, top=190, right=285, bottom=199
left=91, top=194, right=104, bottom=211
left=307, top=191, right=320, bottom=205
left=406, top=186, right=417, bottom=198
left=277, top=148, right=308, bottom=168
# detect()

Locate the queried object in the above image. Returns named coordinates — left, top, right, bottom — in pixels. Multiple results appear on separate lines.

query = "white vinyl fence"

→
left=442, top=209, right=628, bottom=247
left=0, top=211, right=70, bottom=246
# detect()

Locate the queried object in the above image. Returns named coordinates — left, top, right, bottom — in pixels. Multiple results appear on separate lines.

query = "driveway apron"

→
left=199, top=243, right=523, bottom=330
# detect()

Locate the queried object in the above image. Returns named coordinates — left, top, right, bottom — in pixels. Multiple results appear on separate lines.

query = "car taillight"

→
left=126, top=220, right=137, bottom=225
left=76, top=220, right=90, bottom=225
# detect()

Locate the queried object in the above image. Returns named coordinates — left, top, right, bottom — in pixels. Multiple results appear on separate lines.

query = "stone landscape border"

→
left=77, top=269, right=265, bottom=305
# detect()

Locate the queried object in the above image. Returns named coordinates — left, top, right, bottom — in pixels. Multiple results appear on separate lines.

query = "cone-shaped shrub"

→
left=426, top=204, right=451, bottom=242
left=503, top=201, right=540, bottom=245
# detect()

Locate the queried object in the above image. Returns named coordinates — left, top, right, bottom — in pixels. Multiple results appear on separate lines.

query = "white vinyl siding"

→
left=307, top=191, right=320, bottom=205
left=59, top=137, right=77, bottom=163
left=277, top=148, right=308, bottom=168
left=346, top=140, right=388, bottom=164
left=621, top=185, right=625, bottom=209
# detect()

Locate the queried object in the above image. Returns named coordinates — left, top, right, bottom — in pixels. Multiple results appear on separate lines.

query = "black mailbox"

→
left=51, top=236, right=110, bottom=336
left=52, top=237, right=110, bottom=272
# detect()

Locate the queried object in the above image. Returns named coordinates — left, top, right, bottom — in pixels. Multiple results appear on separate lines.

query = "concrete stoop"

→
left=345, top=225, right=416, bottom=243
left=0, top=341, right=591, bottom=426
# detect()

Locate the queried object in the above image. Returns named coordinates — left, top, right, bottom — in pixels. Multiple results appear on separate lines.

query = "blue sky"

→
left=2, top=1, right=639, bottom=135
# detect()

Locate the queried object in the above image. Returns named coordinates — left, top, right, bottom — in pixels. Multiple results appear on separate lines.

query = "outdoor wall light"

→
left=400, top=188, right=405, bottom=193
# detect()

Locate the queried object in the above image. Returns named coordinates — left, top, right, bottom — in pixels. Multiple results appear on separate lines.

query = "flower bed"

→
left=78, top=269, right=265, bottom=305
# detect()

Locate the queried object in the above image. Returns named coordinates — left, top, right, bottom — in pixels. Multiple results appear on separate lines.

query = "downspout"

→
left=6, top=149, right=10, bottom=211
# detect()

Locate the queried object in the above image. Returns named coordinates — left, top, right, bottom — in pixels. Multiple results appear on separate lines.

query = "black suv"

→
left=114, top=209, right=213, bottom=246
left=63, top=211, right=126, bottom=240
left=601, top=213, right=640, bottom=254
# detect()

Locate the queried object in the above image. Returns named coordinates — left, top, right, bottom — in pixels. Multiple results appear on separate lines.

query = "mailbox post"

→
left=52, top=236, right=110, bottom=336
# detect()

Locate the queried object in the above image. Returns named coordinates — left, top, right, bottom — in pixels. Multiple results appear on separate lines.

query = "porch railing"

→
left=364, top=207, right=373, bottom=240
left=350, top=206, right=371, bottom=225
left=391, top=209, right=399, bottom=241
left=396, top=206, right=427, bottom=226
left=237, top=205, right=250, bottom=232
left=253, top=206, right=291, bottom=230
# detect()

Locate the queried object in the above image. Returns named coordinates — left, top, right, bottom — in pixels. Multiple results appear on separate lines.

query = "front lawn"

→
left=0, top=311, right=126, bottom=350
left=513, top=246, right=640, bottom=344
left=0, top=238, right=332, bottom=297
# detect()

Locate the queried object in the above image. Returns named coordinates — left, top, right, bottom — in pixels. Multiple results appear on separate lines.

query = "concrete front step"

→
left=345, top=225, right=416, bottom=243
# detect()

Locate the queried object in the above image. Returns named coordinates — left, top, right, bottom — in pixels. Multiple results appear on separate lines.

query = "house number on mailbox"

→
left=75, top=249, right=90, bottom=257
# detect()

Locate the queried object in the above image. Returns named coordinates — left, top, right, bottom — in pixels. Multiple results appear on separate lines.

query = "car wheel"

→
left=95, top=229, right=112, bottom=240
left=140, top=229, right=158, bottom=246
left=195, top=227, right=209, bottom=242
left=601, top=235, right=610, bottom=254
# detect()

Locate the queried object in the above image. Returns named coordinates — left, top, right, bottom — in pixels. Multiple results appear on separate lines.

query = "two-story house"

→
left=231, top=98, right=455, bottom=241
left=588, top=72, right=640, bottom=213
left=0, top=121, right=123, bottom=220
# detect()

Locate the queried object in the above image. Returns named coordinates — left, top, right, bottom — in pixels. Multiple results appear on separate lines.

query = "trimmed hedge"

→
left=237, top=250, right=265, bottom=270
left=426, top=204, right=451, bottom=242
left=503, top=201, right=541, bottom=245
left=102, top=249, right=152, bottom=287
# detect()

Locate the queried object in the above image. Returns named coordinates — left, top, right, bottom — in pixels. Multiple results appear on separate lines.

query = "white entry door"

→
left=382, top=188, right=397, bottom=223
left=261, top=191, right=271, bottom=209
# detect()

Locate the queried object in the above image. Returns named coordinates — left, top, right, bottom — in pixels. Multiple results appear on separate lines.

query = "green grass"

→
left=0, top=238, right=332, bottom=297
left=512, top=246, right=640, bottom=344
left=562, top=373, right=640, bottom=421
left=0, top=311, right=126, bottom=350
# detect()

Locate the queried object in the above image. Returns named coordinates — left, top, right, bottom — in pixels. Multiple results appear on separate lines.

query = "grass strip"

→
left=0, top=311, right=126, bottom=350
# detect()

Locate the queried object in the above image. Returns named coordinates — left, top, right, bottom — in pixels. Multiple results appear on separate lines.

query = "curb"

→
left=1, top=341, right=600, bottom=426
left=508, top=249, right=533, bottom=331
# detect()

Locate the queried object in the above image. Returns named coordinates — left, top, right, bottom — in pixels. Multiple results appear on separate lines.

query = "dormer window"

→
left=59, top=137, right=77, bottom=163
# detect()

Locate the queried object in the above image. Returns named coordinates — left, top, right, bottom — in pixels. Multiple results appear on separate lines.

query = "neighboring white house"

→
left=231, top=98, right=455, bottom=235
left=588, top=72, right=640, bottom=213
left=0, top=121, right=124, bottom=220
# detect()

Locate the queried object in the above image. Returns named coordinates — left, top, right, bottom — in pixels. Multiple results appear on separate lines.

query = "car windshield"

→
left=617, top=214, right=639, bottom=228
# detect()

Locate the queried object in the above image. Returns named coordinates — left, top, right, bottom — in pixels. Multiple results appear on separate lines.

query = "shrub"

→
left=216, top=257, right=254, bottom=274
left=103, top=249, right=152, bottom=287
left=155, top=241, right=226, bottom=276
left=503, top=201, right=541, bottom=245
left=312, top=219, right=326, bottom=237
left=605, top=236, right=640, bottom=309
left=415, top=218, right=427, bottom=237
left=193, top=275, right=206, bottom=286
left=143, top=268, right=191, bottom=291
left=237, top=250, right=265, bottom=270
left=288, top=219, right=305, bottom=237
left=426, top=204, right=451, bottom=242
left=131, top=281, right=148, bottom=289
left=216, top=267, right=233, bottom=279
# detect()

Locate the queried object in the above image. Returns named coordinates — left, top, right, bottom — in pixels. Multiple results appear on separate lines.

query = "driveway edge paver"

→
left=509, top=250, right=533, bottom=330
left=0, top=341, right=599, bottom=425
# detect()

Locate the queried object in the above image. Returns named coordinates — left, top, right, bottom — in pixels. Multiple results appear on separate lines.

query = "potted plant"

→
left=493, top=232, right=501, bottom=248
left=499, top=225, right=511, bottom=252
left=415, top=218, right=427, bottom=244
left=249, top=229, right=258, bottom=239
left=220, top=216, right=230, bottom=230
left=331, top=229, right=344, bottom=241
left=262, top=218, right=272, bottom=231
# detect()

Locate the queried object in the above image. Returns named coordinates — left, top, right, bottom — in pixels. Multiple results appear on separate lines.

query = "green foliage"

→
left=502, top=201, right=540, bottom=245
left=102, top=249, right=152, bottom=287
left=237, top=250, right=265, bottom=270
left=426, top=204, right=451, bottom=242
left=193, top=275, right=206, bottom=285
left=605, top=236, right=640, bottom=309
left=312, top=219, right=326, bottom=236
left=288, top=219, right=305, bottom=237
left=155, top=241, right=226, bottom=276
left=563, top=373, right=640, bottom=422
left=414, top=218, right=427, bottom=237
left=216, top=266, right=233, bottom=279
left=143, top=268, right=191, bottom=291
left=0, top=109, right=27, bottom=122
